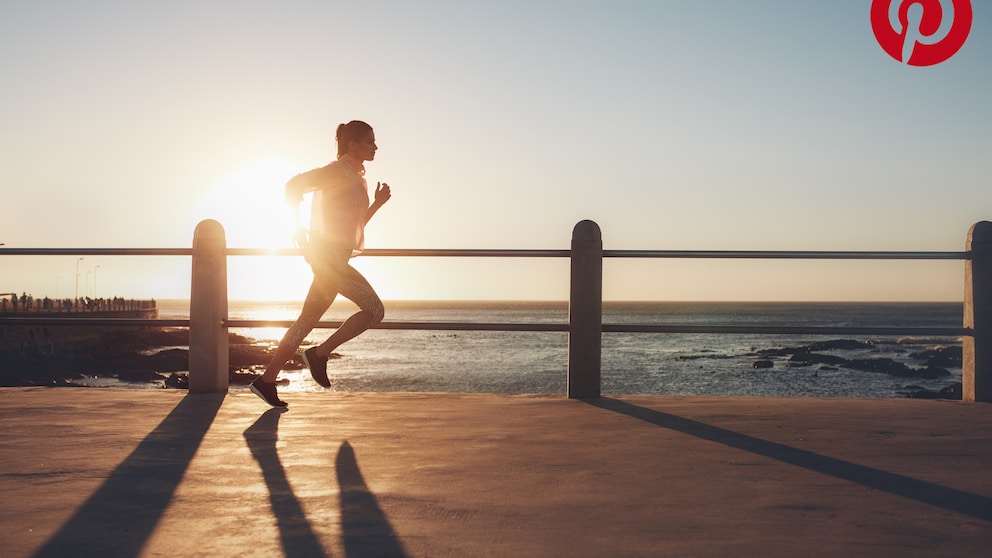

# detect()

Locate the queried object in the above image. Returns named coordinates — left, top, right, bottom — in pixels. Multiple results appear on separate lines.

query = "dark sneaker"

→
left=249, top=377, right=288, bottom=408
left=302, top=346, right=330, bottom=388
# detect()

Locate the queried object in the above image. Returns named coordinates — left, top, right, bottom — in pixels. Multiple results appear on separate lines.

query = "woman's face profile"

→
left=349, top=131, right=377, bottom=162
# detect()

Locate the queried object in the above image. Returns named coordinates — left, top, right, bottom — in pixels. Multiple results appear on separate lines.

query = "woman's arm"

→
left=290, top=200, right=309, bottom=250
left=285, top=176, right=309, bottom=250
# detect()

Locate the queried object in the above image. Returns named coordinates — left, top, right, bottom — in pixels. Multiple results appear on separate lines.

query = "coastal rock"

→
left=230, top=344, right=276, bottom=368
left=145, top=348, right=191, bottom=372
left=909, top=346, right=962, bottom=368
left=164, top=372, right=189, bottom=389
left=752, top=360, right=773, bottom=369
left=0, top=328, right=273, bottom=387
left=749, top=339, right=956, bottom=379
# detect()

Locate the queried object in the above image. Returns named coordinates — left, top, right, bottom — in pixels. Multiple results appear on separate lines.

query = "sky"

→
left=1, top=1, right=989, bottom=302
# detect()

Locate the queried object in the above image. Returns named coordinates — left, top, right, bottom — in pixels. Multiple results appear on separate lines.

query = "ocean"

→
left=157, top=299, right=964, bottom=398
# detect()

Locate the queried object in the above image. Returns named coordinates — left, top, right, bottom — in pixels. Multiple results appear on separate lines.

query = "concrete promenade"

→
left=1, top=387, right=991, bottom=557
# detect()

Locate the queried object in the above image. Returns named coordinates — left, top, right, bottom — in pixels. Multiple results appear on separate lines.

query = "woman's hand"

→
left=367, top=182, right=392, bottom=223
left=374, top=182, right=391, bottom=206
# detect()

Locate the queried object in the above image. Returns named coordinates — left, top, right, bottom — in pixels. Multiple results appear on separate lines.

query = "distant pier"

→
left=0, top=297, right=158, bottom=356
left=0, top=294, right=156, bottom=317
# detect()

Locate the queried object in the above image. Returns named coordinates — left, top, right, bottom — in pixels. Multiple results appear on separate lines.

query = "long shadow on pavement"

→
left=336, top=440, right=408, bottom=557
left=244, top=408, right=328, bottom=557
left=585, top=397, right=992, bottom=523
left=33, top=393, right=225, bottom=558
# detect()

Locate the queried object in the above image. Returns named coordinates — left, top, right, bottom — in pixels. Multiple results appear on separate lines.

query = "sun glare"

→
left=196, top=159, right=315, bottom=301
left=201, top=159, right=299, bottom=249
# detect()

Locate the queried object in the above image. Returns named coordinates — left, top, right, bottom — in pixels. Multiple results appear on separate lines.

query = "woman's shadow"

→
left=244, top=410, right=407, bottom=557
left=336, top=440, right=407, bottom=557
left=244, top=408, right=328, bottom=557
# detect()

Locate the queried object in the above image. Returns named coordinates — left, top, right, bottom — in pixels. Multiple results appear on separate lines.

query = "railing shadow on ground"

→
left=32, top=394, right=224, bottom=558
left=244, top=409, right=328, bottom=557
left=584, top=397, right=992, bottom=523
left=336, top=441, right=409, bottom=558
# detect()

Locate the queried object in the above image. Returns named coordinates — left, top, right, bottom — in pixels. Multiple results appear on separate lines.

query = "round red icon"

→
left=871, top=0, right=972, bottom=66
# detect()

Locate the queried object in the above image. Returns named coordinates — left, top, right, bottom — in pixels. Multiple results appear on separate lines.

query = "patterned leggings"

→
left=277, top=250, right=384, bottom=354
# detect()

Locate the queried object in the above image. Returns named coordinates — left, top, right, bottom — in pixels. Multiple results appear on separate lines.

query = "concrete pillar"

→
left=964, top=221, right=992, bottom=402
left=568, top=220, right=603, bottom=399
left=189, top=220, right=229, bottom=393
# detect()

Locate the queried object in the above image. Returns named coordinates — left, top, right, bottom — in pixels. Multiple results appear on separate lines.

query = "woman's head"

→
left=336, top=120, right=376, bottom=160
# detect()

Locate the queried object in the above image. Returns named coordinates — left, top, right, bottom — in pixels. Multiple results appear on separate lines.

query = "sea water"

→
left=156, top=299, right=963, bottom=398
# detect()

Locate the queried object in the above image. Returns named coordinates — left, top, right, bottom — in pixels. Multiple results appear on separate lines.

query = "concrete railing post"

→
left=964, top=221, right=992, bottom=402
left=568, top=220, right=603, bottom=399
left=189, top=219, right=229, bottom=393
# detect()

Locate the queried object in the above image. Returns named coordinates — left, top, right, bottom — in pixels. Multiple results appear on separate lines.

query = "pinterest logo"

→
left=871, top=0, right=972, bottom=66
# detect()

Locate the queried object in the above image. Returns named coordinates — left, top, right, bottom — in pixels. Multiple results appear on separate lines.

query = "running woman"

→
left=250, top=120, right=391, bottom=407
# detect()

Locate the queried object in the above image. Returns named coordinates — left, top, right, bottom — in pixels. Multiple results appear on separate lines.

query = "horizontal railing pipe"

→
left=2, top=248, right=967, bottom=260
left=229, top=320, right=569, bottom=332
left=0, top=248, right=194, bottom=256
left=229, top=248, right=573, bottom=257
left=603, top=250, right=970, bottom=260
left=600, top=324, right=971, bottom=336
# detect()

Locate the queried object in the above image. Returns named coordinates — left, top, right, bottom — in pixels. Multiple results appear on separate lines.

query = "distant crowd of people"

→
left=0, top=294, right=154, bottom=314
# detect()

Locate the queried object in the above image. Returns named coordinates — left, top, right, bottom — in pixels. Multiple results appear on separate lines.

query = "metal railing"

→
left=2, top=219, right=990, bottom=401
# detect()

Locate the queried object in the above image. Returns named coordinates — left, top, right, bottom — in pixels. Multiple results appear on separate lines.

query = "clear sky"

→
left=1, top=1, right=989, bottom=302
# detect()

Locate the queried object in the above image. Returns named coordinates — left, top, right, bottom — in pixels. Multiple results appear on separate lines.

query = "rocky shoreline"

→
left=748, top=339, right=960, bottom=375
left=0, top=328, right=285, bottom=389
left=680, top=338, right=964, bottom=400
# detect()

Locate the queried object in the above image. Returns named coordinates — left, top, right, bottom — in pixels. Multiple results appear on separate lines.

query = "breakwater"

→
left=0, top=298, right=158, bottom=357
left=1, top=295, right=156, bottom=315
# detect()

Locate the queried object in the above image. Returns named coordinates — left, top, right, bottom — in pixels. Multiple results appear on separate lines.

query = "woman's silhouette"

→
left=250, top=121, right=391, bottom=407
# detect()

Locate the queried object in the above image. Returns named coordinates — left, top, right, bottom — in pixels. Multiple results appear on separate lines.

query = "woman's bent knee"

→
left=370, top=300, right=385, bottom=325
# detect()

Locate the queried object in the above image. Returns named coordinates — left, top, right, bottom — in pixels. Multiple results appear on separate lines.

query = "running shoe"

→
left=249, top=377, right=288, bottom=408
left=302, top=346, right=330, bottom=388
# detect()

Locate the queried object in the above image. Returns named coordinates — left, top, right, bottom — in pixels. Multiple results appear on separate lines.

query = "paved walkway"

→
left=1, top=387, right=991, bottom=557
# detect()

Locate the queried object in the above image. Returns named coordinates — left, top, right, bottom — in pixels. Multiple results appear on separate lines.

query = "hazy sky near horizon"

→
left=1, top=1, right=989, bottom=302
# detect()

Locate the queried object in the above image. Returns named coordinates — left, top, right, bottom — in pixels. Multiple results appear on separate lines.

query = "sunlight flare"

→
left=199, top=158, right=299, bottom=249
left=196, top=159, right=313, bottom=301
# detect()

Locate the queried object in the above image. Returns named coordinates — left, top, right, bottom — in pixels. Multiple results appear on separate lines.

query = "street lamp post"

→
left=75, top=257, right=84, bottom=305
left=93, top=265, right=101, bottom=298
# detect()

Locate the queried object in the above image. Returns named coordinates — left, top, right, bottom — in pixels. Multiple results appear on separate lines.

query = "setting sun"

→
left=196, top=159, right=314, bottom=301
left=199, top=159, right=300, bottom=249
